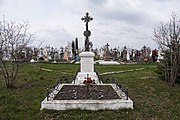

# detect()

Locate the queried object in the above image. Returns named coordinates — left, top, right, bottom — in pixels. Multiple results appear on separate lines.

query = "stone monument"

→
left=75, top=12, right=99, bottom=84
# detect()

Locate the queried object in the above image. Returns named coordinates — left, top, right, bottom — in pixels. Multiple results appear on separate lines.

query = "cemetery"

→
left=0, top=12, right=159, bottom=65
left=5, top=42, right=158, bottom=64
left=0, top=7, right=180, bottom=120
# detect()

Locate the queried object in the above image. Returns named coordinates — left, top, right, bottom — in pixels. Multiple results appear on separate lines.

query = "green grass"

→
left=0, top=63, right=179, bottom=120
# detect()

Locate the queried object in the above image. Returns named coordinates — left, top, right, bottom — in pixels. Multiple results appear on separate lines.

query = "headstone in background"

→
left=104, top=43, right=111, bottom=61
left=122, top=46, right=127, bottom=61
left=152, top=49, right=158, bottom=62
left=80, top=52, right=94, bottom=72
left=63, top=47, right=69, bottom=61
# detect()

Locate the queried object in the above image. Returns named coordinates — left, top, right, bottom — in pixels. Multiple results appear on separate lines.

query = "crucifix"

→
left=81, top=12, right=93, bottom=51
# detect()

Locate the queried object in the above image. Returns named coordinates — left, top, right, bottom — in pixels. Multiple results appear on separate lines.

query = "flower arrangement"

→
left=83, top=74, right=95, bottom=84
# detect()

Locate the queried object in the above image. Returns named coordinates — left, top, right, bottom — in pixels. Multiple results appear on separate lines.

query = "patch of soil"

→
left=54, top=85, right=121, bottom=100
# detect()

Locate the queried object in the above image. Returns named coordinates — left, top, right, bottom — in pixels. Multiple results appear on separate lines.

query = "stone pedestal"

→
left=74, top=52, right=100, bottom=84
left=80, top=52, right=94, bottom=72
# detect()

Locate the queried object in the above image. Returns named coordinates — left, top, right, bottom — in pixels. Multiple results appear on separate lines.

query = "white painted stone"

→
left=79, top=52, right=95, bottom=72
left=30, top=59, right=37, bottom=63
left=41, top=99, right=133, bottom=110
left=127, top=50, right=130, bottom=61
left=41, top=84, right=134, bottom=110
left=97, top=60, right=120, bottom=65
left=75, top=72, right=100, bottom=84
left=74, top=52, right=100, bottom=84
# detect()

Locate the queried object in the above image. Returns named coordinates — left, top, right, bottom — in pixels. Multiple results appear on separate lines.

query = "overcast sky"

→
left=0, top=0, right=180, bottom=50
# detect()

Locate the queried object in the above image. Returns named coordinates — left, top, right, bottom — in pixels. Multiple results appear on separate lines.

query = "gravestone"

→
left=152, top=49, right=158, bottom=62
left=142, top=46, right=147, bottom=59
left=60, top=47, right=64, bottom=61
left=99, top=47, right=104, bottom=59
left=79, top=52, right=94, bottom=72
left=75, top=12, right=99, bottom=84
left=54, top=52, right=59, bottom=61
left=113, top=47, right=118, bottom=59
left=127, top=49, right=130, bottom=61
left=43, top=47, right=49, bottom=62
left=122, top=46, right=127, bottom=61
left=104, top=43, right=111, bottom=61
left=75, top=51, right=98, bottom=84
left=135, top=50, right=141, bottom=63
left=63, top=47, right=69, bottom=61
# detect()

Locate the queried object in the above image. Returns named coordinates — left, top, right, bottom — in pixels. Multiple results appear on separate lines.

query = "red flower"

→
left=83, top=77, right=93, bottom=84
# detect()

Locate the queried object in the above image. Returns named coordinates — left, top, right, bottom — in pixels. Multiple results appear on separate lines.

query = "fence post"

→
left=47, top=88, right=49, bottom=101
left=126, top=87, right=128, bottom=100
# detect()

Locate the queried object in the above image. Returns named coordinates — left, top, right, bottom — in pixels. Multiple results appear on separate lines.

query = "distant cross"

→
left=105, top=43, right=110, bottom=51
left=123, top=46, right=127, bottom=50
left=143, top=46, right=146, bottom=50
left=114, top=47, right=117, bottom=51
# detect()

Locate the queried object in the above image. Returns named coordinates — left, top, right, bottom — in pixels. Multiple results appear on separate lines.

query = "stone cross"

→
left=104, top=43, right=111, bottom=61
left=81, top=12, right=93, bottom=51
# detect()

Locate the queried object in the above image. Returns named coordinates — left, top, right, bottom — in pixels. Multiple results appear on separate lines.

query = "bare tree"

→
left=153, top=13, right=180, bottom=86
left=0, top=17, right=34, bottom=88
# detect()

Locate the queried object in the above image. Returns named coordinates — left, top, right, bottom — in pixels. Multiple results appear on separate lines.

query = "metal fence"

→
left=47, top=69, right=129, bottom=101
left=46, top=68, right=80, bottom=101
left=95, top=69, right=128, bottom=100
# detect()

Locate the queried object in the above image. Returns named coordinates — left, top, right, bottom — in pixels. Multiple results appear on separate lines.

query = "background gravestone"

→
left=104, top=43, right=111, bottom=61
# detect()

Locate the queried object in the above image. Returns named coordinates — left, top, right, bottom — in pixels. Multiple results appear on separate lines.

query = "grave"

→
left=41, top=12, right=133, bottom=110
left=96, top=43, right=120, bottom=65
left=41, top=84, right=133, bottom=110
left=104, top=43, right=111, bottom=61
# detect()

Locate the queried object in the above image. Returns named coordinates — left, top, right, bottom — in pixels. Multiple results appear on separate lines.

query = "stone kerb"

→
left=41, top=84, right=134, bottom=110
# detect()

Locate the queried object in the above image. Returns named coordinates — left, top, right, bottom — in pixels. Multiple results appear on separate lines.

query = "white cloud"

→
left=0, top=0, right=3, bottom=12
left=36, top=25, right=74, bottom=48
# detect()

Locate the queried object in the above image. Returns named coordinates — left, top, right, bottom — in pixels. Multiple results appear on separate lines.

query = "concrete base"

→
left=41, top=99, right=133, bottom=110
left=41, top=84, right=133, bottom=110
